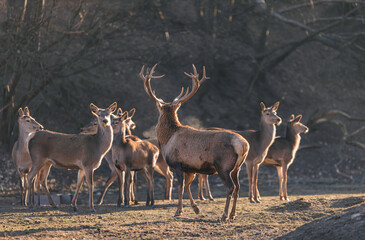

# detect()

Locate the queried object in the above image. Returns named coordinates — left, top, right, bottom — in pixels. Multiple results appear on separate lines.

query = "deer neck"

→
left=119, top=123, right=128, bottom=143
left=96, top=122, right=113, bottom=155
left=18, top=127, right=35, bottom=154
left=286, top=127, right=301, bottom=153
left=258, top=119, right=276, bottom=152
left=156, top=109, right=182, bottom=147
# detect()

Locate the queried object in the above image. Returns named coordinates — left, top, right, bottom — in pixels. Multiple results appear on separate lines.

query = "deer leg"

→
left=185, top=172, right=199, bottom=214
left=174, top=167, right=185, bottom=217
left=204, top=174, right=214, bottom=201
left=166, top=169, right=173, bottom=201
left=40, top=163, right=56, bottom=207
left=276, top=166, right=284, bottom=200
left=124, top=170, right=131, bottom=207
left=84, top=168, right=96, bottom=213
left=71, top=169, right=85, bottom=211
left=26, top=166, right=41, bottom=208
left=139, top=169, right=150, bottom=205
left=128, top=171, right=137, bottom=204
left=246, top=162, right=255, bottom=203
left=97, top=170, right=118, bottom=206
left=229, top=168, right=240, bottom=220
left=31, top=178, right=36, bottom=206
left=148, top=167, right=155, bottom=206
left=283, top=164, right=289, bottom=201
left=218, top=169, right=234, bottom=222
left=36, top=174, right=41, bottom=206
left=142, top=167, right=155, bottom=206
left=116, top=169, right=125, bottom=207
left=198, top=174, right=205, bottom=200
left=18, top=172, right=25, bottom=205
left=252, top=164, right=261, bottom=203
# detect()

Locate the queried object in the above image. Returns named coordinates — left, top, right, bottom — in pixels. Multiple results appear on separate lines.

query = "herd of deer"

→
left=12, top=64, right=308, bottom=221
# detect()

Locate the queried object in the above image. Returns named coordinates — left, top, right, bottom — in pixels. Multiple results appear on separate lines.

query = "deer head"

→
left=260, top=102, right=282, bottom=126
left=288, top=114, right=309, bottom=134
left=17, top=107, right=44, bottom=133
left=90, top=102, right=117, bottom=128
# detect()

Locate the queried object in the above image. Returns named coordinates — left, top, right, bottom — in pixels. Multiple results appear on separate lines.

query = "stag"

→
left=140, top=64, right=249, bottom=221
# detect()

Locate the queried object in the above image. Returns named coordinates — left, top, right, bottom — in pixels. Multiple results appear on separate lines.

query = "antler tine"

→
left=199, top=66, right=210, bottom=85
left=175, top=65, right=206, bottom=105
left=174, top=87, right=185, bottom=101
left=192, top=64, right=198, bottom=76
left=139, top=64, right=165, bottom=104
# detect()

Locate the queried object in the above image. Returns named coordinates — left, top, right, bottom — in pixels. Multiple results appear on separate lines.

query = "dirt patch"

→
left=331, top=196, right=365, bottom=208
left=1, top=190, right=364, bottom=239
left=269, top=198, right=312, bottom=212
left=279, top=203, right=365, bottom=240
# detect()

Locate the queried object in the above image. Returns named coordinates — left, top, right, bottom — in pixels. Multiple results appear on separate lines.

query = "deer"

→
left=236, top=102, right=282, bottom=203
left=112, top=110, right=160, bottom=206
left=81, top=108, right=174, bottom=204
left=140, top=64, right=249, bottom=221
left=27, top=102, right=117, bottom=212
left=81, top=108, right=138, bottom=206
left=12, top=107, right=45, bottom=206
left=198, top=102, right=281, bottom=203
left=263, top=114, right=309, bottom=201
left=198, top=174, right=214, bottom=201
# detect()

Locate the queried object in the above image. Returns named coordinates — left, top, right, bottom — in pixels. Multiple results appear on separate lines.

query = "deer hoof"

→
left=192, top=204, right=200, bottom=214
left=73, top=206, right=78, bottom=212
left=255, top=199, right=261, bottom=204
left=229, top=214, right=236, bottom=220
left=90, top=208, right=96, bottom=213
left=221, top=214, right=229, bottom=222
left=209, top=196, right=215, bottom=201
left=280, top=196, right=285, bottom=201
left=250, top=199, right=256, bottom=203
left=174, top=209, right=183, bottom=217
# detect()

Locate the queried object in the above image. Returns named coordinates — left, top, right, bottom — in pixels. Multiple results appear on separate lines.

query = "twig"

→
left=334, top=159, right=354, bottom=181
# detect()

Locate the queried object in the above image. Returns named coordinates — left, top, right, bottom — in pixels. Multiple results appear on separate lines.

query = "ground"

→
left=0, top=184, right=364, bottom=239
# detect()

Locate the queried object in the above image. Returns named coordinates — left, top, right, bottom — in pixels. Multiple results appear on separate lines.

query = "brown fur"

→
left=12, top=107, right=45, bottom=206
left=239, top=102, right=282, bottom=203
left=199, top=102, right=281, bottom=203
left=140, top=64, right=249, bottom=221
left=27, top=102, right=117, bottom=212
left=263, top=114, right=309, bottom=200
left=113, top=113, right=159, bottom=206
left=82, top=109, right=174, bottom=205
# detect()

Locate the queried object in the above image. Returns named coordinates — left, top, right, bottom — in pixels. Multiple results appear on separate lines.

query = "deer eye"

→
left=26, top=120, right=30, bottom=122
left=266, top=113, right=270, bottom=115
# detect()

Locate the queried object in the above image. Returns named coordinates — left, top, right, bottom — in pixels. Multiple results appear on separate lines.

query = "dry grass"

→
left=0, top=185, right=364, bottom=239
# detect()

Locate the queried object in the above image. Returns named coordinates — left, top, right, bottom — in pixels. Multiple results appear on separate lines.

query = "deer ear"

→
left=271, top=101, right=280, bottom=111
left=117, top=108, right=123, bottom=116
left=18, top=108, right=24, bottom=117
left=294, top=115, right=302, bottom=122
left=129, top=108, right=136, bottom=118
left=260, top=102, right=266, bottom=111
left=289, top=114, right=295, bottom=121
left=90, top=103, right=99, bottom=116
left=24, top=107, right=30, bottom=116
left=107, top=102, right=117, bottom=113
left=121, top=111, right=128, bottom=120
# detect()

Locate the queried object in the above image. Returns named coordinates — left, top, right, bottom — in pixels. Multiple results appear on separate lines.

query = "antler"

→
left=173, top=64, right=209, bottom=105
left=139, top=64, right=165, bottom=104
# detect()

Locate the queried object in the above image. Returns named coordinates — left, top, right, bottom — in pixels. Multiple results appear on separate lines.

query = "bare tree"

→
left=0, top=0, right=126, bottom=143
left=248, top=0, right=365, bottom=93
